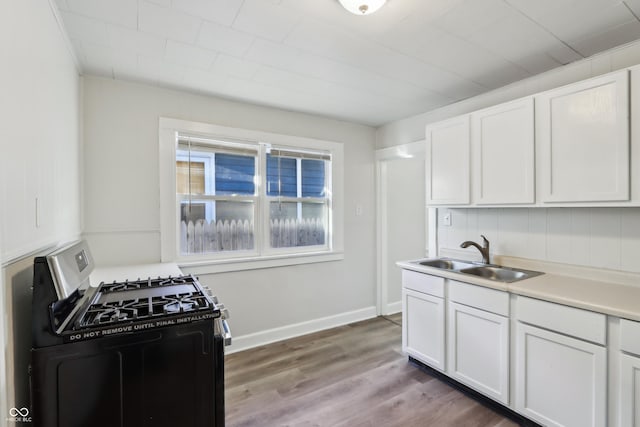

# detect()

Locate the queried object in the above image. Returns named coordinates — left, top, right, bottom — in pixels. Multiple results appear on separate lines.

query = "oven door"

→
left=31, top=322, right=224, bottom=427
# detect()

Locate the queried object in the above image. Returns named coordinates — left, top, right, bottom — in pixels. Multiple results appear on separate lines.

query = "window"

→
left=160, top=118, right=344, bottom=270
left=267, top=150, right=330, bottom=248
left=176, top=139, right=258, bottom=255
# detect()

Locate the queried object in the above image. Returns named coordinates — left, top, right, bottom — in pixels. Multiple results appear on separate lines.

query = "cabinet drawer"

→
left=449, top=280, right=509, bottom=316
left=402, top=270, right=444, bottom=298
left=516, top=296, right=606, bottom=345
left=621, top=318, right=640, bottom=356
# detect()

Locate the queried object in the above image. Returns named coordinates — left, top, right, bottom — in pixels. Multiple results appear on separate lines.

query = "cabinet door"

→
left=402, top=288, right=445, bottom=371
left=515, top=323, right=606, bottom=427
left=620, top=353, right=640, bottom=427
left=537, top=70, right=629, bottom=202
left=472, top=98, right=534, bottom=204
left=447, top=302, right=509, bottom=404
left=425, top=115, right=470, bottom=205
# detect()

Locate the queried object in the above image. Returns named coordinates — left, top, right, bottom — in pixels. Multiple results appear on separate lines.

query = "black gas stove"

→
left=64, top=275, right=220, bottom=342
left=30, top=241, right=230, bottom=427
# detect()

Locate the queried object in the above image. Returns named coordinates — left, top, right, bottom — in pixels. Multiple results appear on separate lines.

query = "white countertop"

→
left=397, top=259, right=640, bottom=322
left=510, top=273, right=640, bottom=321
left=90, top=262, right=183, bottom=287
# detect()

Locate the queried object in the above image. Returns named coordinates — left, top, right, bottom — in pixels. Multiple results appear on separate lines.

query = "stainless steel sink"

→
left=459, top=265, right=544, bottom=283
left=410, top=258, right=543, bottom=283
left=417, top=258, right=476, bottom=271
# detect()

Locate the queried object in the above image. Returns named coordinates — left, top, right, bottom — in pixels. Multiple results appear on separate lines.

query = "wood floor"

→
left=225, top=315, right=519, bottom=427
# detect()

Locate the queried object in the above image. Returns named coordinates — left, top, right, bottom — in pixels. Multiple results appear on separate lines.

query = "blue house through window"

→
left=215, top=153, right=255, bottom=195
left=267, top=155, right=296, bottom=196
left=301, top=159, right=325, bottom=197
left=266, top=154, right=325, bottom=197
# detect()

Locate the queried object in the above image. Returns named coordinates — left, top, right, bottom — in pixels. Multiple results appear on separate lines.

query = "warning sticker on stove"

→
left=64, top=312, right=219, bottom=343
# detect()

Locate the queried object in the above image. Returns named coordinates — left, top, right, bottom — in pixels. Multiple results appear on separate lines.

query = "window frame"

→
left=159, top=118, right=344, bottom=273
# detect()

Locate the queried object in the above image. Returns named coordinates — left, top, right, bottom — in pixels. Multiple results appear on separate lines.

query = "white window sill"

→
left=178, top=251, right=344, bottom=275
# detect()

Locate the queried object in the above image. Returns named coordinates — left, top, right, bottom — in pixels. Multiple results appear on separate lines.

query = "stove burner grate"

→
left=75, top=274, right=215, bottom=329
left=78, top=293, right=213, bottom=327
left=99, top=276, right=195, bottom=293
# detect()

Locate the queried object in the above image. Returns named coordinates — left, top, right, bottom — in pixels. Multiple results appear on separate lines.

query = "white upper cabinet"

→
left=424, top=68, right=637, bottom=207
left=537, top=70, right=630, bottom=203
left=472, top=98, right=535, bottom=205
left=425, top=115, right=470, bottom=205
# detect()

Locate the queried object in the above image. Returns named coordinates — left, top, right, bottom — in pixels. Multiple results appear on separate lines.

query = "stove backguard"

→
left=32, top=255, right=84, bottom=348
left=46, top=240, right=94, bottom=300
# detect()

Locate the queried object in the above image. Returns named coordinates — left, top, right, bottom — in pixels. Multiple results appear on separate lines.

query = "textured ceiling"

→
left=54, top=0, right=640, bottom=126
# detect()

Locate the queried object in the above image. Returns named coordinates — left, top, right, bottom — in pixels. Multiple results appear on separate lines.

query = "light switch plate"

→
left=443, top=212, right=452, bottom=226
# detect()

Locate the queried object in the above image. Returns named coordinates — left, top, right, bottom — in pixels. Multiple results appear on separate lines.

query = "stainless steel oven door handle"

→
left=215, top=317, right=232, bottom=346
left=222, top=319, right=232, bottom=346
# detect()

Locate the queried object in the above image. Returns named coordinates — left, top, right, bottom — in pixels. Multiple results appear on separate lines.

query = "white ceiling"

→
left=54, top=0, right=640, bottom=126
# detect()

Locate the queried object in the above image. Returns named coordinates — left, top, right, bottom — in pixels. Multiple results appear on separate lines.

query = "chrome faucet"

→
left=460, top=235, right=491, bottom=264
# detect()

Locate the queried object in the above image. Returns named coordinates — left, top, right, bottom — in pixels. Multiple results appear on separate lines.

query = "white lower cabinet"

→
left=402, top=271, right=445, bottom=371
left=447, top=301, right=509, bottom=404
left=515, top=296, right=607, bottom=427
left=620, top=318, right=640, bottom=426
left=446, top=280, right=510, bottom=404
left=620, top=353, right=640, bottom=426
left=399, top=269, right=621, bottom=426
left=402, top=289, right=445, bottom=371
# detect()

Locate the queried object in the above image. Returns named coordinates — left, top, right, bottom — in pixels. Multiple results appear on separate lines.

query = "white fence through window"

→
left=180, top=218, right=325, bottom=254
left=270, top=218, right=325, bottom=248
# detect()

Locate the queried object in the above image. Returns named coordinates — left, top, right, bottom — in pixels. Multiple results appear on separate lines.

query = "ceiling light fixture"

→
left=339, top=0, right=387, bottom=15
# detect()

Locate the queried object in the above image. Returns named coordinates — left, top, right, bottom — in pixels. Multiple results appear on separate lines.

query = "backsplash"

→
left=438, top=208, right=640, bottom=274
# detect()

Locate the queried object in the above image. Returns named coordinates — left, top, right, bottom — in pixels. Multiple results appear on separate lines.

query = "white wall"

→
left=82, top=76, right=377, bottom=345
left=0, top=0, right=82, bottom=419
left=376, top=39, right=640, bottom=275
left=383, top=155, right=425, bottom=310
left=0, top=0, right=81, bottom=262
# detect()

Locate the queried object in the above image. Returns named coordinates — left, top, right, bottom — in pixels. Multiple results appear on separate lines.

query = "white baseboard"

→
left=226, top=306, right=377, bottom=354
left=385, top=301, right=402, bottom=315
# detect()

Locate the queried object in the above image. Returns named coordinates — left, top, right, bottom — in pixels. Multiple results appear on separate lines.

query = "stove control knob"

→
left=217, top=304, right=230, bottom=320
left=202, top=287, right=217, bottom=300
